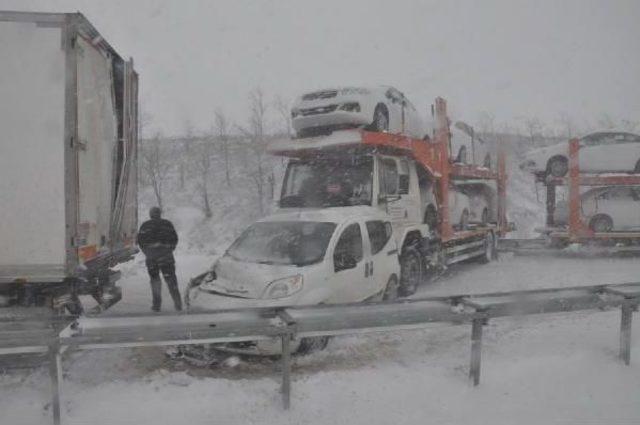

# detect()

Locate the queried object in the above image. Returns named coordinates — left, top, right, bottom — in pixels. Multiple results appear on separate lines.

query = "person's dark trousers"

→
left=146, top=253, right=182, bottom=311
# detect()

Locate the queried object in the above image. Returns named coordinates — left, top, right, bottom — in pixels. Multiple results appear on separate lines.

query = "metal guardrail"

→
left=1, top=282, right=638, bottom=425
left=499, top=238, right=640, bottom=256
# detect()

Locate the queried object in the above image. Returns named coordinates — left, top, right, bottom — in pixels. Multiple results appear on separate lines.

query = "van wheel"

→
left=547, top=156, right=568, bottom=177
left=399, top=246, right=423, bottom=296
left=383, top=276, right=399, bottom=301
left=297, top=336, right=330, bottom=355
left=634, top=160, right=640, bottom=173
left=478, top=232, right=495, bottom=264
left=589, top=214, right=613, bottom=233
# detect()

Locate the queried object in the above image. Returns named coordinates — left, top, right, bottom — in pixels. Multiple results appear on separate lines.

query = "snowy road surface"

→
left=1, top=253, right=639, bottom=424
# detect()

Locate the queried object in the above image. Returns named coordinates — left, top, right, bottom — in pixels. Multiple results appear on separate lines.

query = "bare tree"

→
left=597, top=113, right=616, bottom=129
left=521, top=116, right=544, bottom=145
left=273, top=96, right=293, bottom=137
left=179, top=121, right=196, bottom=190
left=476, top=111, right=496, bottom=135
left=193, top=136, right=214, bottom=218
left=237, top=88, right=271, bottom=215
left=557, top=112, right=576, bottom=139
left=140, top=133, right=172, bottom=210
left=139, top=109, right=153, bottom=141
left=620, top=119, right=639, bottom=132
left=214, top=109, right=231, bottom=186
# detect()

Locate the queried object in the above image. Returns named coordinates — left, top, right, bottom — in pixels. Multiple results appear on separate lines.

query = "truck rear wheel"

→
left=399, top=246, right=423, bottom=296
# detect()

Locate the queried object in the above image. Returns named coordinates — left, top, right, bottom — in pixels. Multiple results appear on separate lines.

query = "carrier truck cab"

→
left=278, top=148, right=481, bottom=296
left=279, top=152, right=432, bottom=247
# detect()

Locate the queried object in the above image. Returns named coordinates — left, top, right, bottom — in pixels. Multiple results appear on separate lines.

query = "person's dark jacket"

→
left=137, top=218, right=178, bottom=259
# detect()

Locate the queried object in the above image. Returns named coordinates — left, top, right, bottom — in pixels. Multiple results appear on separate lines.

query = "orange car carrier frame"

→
left=270, top=97, right=510, bottom=269
left=357, top=97, right=508, bottom=241
left=502, top=138, right=640, bottom=255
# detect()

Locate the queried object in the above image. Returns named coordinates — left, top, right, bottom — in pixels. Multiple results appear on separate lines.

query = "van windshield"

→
left=226, top=221, right=337, bottom=266
left=280, top=156, right=373, bottom=207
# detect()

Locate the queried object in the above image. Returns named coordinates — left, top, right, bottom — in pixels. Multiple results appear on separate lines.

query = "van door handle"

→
left=369, top=261, right=374, bottom=275
left=364, top=262, right=369, bottom=277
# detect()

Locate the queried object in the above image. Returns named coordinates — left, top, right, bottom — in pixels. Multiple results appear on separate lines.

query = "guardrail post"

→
left=48, top=342, right=63, bottom=425
left=281, top=333, right=291, bottom=410
left=620, top=303, right=633, bottom=366
left=469, top=318, right=484, bottom=386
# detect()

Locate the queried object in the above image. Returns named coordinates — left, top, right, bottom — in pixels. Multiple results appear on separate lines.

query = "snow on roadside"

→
left=1, top=307, right=638, bottom=425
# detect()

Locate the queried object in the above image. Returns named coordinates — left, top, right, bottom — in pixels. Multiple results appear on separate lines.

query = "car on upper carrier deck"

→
left=520, top=130, right=640, bottom=177
left=291, top=86, right=432, bottom=139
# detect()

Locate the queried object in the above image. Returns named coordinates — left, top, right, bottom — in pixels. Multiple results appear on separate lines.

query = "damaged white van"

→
left=185, top=207, right=400, bottom=354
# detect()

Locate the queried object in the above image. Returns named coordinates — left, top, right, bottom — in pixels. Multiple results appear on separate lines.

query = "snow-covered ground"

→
left=1, top=253, right=639, bottom=425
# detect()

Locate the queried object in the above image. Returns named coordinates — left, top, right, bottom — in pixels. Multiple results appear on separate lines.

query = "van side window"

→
left=333, top=223, right=363, bottom=269
left=366, top=220, right=392, bottom=255
left=379, top=159, right=398, bottom=195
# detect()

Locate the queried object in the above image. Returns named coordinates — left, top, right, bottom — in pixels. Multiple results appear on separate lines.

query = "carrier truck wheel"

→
left=547, top=156, right=568, bottom=177
left=478, top=232, right=495, bottom=264
left=589, top=214, right=613, bottom=232
left=399, top=246, right=423, bottom=296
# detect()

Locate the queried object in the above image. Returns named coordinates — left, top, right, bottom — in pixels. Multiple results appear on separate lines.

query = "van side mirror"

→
left=334, top=252, right=357, bottom=272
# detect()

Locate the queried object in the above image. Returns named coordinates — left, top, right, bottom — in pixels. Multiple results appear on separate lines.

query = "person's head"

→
left=149, top=207, right=162, bottom=220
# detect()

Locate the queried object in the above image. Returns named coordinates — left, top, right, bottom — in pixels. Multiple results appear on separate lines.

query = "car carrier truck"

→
left=268, top=97, right=510, bottom=295
left=0, top=12, right=138, bottom=313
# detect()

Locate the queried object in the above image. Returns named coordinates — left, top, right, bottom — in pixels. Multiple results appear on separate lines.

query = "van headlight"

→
left=262, top=275, right=303, bottom=299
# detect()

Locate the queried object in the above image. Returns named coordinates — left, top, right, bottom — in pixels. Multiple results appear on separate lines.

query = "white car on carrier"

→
left=186, top=207, right=400, bottom=354
left=553, top=186, right=640, bottom=232
left=291, top=86, right=431, bottom=139
left=521, top=131, right=640, bottom=177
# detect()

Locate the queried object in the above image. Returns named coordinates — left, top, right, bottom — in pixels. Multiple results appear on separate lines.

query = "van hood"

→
left=200, top=255, right=303, bottom=299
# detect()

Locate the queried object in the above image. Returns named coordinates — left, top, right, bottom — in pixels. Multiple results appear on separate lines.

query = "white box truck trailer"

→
left=0, top=12, right=138, bottom=313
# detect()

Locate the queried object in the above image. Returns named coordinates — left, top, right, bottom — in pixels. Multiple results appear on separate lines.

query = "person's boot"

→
left=150, top=277, right=162, bottom=312
left=165, top=274, right=182, bottom=311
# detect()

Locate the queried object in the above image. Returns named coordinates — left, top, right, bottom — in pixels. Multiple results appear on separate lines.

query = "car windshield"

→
left=225, top=221, right=337, bottom=266
left=280, top=156, right=373, bottom=207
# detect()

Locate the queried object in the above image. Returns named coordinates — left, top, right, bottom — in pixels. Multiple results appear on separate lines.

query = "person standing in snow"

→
left=137, top=207, right=182, bottom=312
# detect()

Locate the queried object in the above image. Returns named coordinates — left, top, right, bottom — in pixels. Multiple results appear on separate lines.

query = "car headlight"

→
left=291, top=108, right=300, bottom=118
left=262, top=275, right=303, bottom=299
left=339, top=102, right=361, bottom=112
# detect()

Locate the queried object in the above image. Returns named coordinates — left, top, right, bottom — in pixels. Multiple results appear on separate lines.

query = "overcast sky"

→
left=3, top=0, right=639, bottom=136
